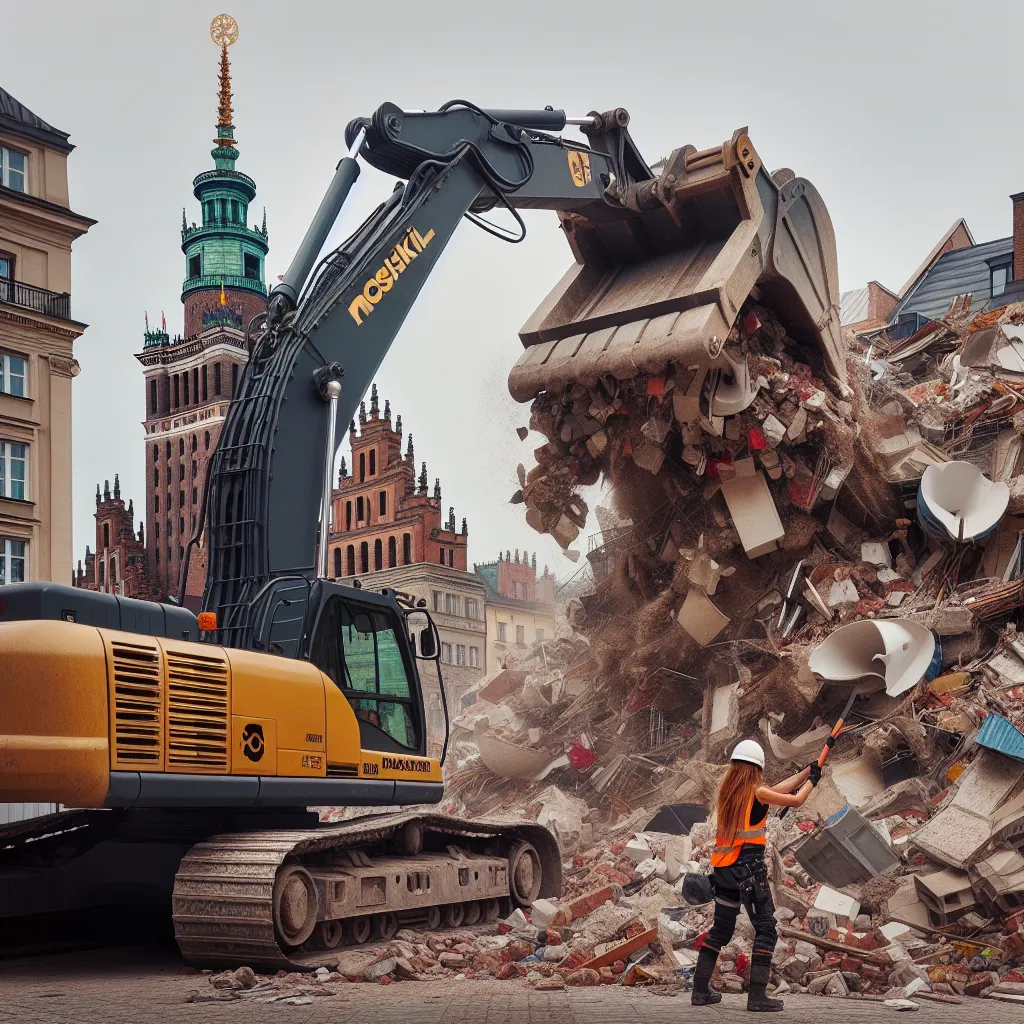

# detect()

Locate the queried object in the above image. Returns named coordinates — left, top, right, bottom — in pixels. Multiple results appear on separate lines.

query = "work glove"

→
left=808, top=763, right=822, bottom=786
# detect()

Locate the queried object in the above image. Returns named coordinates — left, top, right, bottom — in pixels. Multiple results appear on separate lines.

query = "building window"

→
left=0, top=147, right=27, bottom=192
left=441, top=642, right=453, bottom=664
left=497, top=622, right=507, bottom=643
left=445, top=593, right=461, bottom=616
left=213, top=363, right=222, bottom=395
left=0, top=254, right=10, bottom=305
left=356, top=495, right=364, bottom=522
left=191, top=460, right=197, bottom=478
left=179, top=515, right=185, bottom=533
left=403, top=533, right=411, bottom=565
left=439, top=549, right=445, bottom=565
left=155, top=495, right=160, bottom=512
left=388, top=535, right=396, bottom=568
left=188, top=253, right=201, bottom=279
left=155, top=548, right=160, bottom=565
left=178, top=437, right=184, bottom=457
left=98, top=559, right=105, bottom=587
left=536, top=628, right=545, bottom=642
left=231, top=363, right=239, bottom=396
left=191, top=435, right=197, bottom=453
left=433, top=590, right=442, bottom=612
left=512, top=581, right=518, bottom=599
left=359, top=452, right=365, bottom=482
left=0, top=441, right=27, bottom=499
left=179, top=490, right=185, bottom=508
left=204, top=430, right=210, bottom=451
left=456, top=644, right=466, bottom=666
left=153, top=467, right=159, bottom=487
left=155, top=522, right=160, bottom=540
left=183, top=371, right=190, bottom=405
left=470, top=646, right=480, bottom=668
left=466, top=598, right=479, bottom=620
left=244, top=252, right=260, bottom=280
left=347, top=544, right=355, bottom=575
left=167, top=519, right=171, bottom=539
left=173, top=375, right=180, bottom=408
left=165, top=440, right=171, bottom=458
left=0, top=351, right=27, bottom=398
left=448, top=549, right=454, bottom=568
left=379, top=490, right=387, bottom=517
left=202, top=365, right=208, bottom=402
left=111, top=555, right=118, bottom=584
left=102, top=522, right=110, bottom=548
left=360, top=541, right=369, bottom=573
left=990, top=257, right=1013, bottom=298
left=374, top=538, right=383, bottom=571
left=516, top=625, right=525, bottom=645
left=192, top=487, right=197, bottom=505
left=150, top=379, right=158, bottom=414
left=178, top=464, right=185, bottom=482
left=369, top=450, right=376, bottom=476
left=333, top=547, right=342, bottom=578
left=345, top=501, right=352, bottom=531
left=192, top=368, right=199, bottom=405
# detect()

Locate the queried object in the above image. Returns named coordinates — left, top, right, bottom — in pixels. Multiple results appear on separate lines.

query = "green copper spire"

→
left=180, top=14, right=268, bottom=325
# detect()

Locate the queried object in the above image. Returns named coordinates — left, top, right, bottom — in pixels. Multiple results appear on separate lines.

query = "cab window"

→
left=311, top=596, right=419, bottom=751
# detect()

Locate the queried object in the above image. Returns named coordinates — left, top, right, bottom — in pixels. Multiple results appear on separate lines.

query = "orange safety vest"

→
left=710, top=790, right=767, bottom=868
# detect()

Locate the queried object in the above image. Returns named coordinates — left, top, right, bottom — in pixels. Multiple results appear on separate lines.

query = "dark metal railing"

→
left=0, top=278, right=71, bottom=320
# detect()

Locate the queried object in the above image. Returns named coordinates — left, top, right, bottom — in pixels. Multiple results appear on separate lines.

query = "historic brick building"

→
left=134, top=29, right=266, bottom=608
left=73, top=474, right=153, bottom=598
left=327, top=384, right=468, bottom=578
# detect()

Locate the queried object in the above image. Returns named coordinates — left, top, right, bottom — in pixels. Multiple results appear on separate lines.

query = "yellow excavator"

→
left=0, top=101, right=843, bottom=967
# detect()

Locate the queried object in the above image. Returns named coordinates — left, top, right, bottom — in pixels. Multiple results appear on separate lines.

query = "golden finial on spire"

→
left=210, top=14, right=238, bottom=140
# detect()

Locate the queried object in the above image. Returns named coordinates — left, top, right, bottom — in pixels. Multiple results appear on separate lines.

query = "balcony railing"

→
left=0, top=278, right=71, bottom=320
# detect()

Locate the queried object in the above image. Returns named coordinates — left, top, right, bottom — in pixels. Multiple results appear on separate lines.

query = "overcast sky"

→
left=5, top=0, right=1022, bottom=580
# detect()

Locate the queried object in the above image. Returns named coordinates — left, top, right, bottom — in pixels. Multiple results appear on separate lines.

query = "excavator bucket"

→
left=509, top=129, right=845, bottom=404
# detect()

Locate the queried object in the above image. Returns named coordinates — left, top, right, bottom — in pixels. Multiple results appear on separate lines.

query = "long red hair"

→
left=715, top=761, right=763, bottom=841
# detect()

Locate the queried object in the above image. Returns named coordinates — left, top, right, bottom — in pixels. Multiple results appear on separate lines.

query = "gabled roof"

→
left=889, top=236, right=1012, bottom=326
left=0, top=86, right=73, bottom=152
left=898, top=218, right=975, bottom=298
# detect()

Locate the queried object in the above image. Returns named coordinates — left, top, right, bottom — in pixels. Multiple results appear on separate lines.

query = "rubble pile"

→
left=436, top=296, right=1024, bottom=1001
left=194, top=300, right=1024, bottom=1004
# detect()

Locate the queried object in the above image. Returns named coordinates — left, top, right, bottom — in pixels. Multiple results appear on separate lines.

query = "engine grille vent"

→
left=110, top=639, right=163, bottom=768
left=166, top=648, right=229, bottom=771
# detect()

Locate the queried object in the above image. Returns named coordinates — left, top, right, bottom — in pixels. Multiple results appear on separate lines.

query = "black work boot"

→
left=691, top=945, right=722, bottom=1006
left=746, top=954, right=783, bottom=1012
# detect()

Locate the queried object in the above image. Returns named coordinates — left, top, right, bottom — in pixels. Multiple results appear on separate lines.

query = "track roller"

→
left=273, top=865, right=319, bottom=947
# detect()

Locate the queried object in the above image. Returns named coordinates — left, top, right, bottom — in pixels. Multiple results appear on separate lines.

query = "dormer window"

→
left=244, top=253, right=260, bottom=280
left=1, top=148, right=26, bottom=192
left=188, top=253, right=201, bottom=279
left=990, top=256, right=1013, bottom=298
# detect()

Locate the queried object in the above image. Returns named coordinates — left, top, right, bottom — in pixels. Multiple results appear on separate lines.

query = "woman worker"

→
left=691, top=739, right=820, bottom=1012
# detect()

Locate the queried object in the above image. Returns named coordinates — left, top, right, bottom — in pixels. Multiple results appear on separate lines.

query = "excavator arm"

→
left=197, top=100, right=843, bottom=652
left=199, top=102, right=654, bottom=646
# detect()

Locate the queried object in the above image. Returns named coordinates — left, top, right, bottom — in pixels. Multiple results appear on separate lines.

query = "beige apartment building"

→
left=345, top=562, right=488, bottom=752
left=0, top=87, right=94, bottom=586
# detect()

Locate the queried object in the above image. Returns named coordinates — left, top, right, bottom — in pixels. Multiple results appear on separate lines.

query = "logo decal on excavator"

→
left=568, top=150, right=591, bottom=188
left=242, top=723, right=264, bottom=762
left=348, top=226, right=436, bottom=326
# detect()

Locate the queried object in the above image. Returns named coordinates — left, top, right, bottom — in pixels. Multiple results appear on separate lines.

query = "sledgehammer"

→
left=778, top=688, right=859, bottom=820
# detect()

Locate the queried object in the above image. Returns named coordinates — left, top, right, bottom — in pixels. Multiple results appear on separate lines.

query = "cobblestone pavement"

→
left=0, top=948, right=1008, bottom=1024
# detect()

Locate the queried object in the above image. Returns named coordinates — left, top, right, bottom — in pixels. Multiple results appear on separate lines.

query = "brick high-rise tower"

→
left=135, top=23, right=267, bottom=608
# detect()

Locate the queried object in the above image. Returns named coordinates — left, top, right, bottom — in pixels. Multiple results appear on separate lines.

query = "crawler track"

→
left=172, top=812, right=561, bottom=969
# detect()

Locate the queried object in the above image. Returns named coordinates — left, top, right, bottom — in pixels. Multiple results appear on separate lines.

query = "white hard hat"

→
left=730, top=739, right=765, bottom=769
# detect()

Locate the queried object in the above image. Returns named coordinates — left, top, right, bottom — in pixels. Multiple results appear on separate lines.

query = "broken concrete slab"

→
left=720, top=471, right=785, bottom=558
left=677, top=588, right=730, bottom=646
left=911, top=749, right=1024, bottom=870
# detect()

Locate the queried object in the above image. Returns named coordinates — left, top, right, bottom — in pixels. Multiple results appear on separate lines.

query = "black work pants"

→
left=705, top=861, right=778, bottom=956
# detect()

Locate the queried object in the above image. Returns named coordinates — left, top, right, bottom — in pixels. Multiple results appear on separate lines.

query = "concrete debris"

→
left=236, top=300, right=1019, bottom=1003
